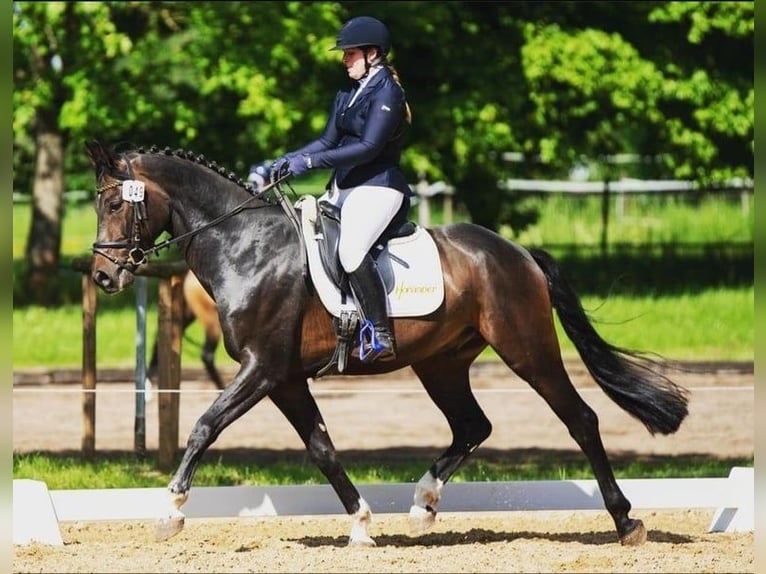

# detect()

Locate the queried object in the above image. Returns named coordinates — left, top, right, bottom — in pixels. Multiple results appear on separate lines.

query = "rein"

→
left=272, top=178, right=311, bottom=289
left=92, top=154, right=293, bottom=272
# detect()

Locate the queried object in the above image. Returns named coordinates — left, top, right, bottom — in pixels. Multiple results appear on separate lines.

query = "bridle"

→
left=92, top=155, right=153, bottom=271
left=91, top=153, right=303, bottom=275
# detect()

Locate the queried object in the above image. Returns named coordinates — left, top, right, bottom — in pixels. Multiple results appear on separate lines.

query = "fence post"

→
left=416, top=176, right=431, bottom=227
left=134, top=276, right=148, bottom=456
left=81, top=272, right=97, bottom=455
left=415, top=177, right=455, bottom=227
left=157, top=273, right=184, bottom=471
left=443, top=192, right=453, bottom=225
left=73, top=257, right=188, bottom=465
left=600, top=180, right=610, bottom=257
left=741, top=190, right=750, bottom=217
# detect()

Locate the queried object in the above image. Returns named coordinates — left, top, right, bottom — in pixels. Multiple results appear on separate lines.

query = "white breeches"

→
left=320, top=183, right=404, bottom=272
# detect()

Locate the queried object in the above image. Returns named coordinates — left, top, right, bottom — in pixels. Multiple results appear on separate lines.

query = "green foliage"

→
left=644, top=1, right=754, bottom=183
left=12, top=1, right=346, bottom=186
left=13, top=1, right=754, bottom=221
left=13, top=2, right=136, bottom=184
left=520, top=2, right=753, bottom=184
left=523, top=23, right=664, bottom=165
left=648, top=2, right=754, bottom=43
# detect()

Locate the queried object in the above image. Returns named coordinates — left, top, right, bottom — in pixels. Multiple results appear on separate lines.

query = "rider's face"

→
left=342, top=48, right=370, bottom=81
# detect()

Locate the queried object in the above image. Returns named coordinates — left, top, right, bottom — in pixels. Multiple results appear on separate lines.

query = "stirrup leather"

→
left=316, top=310, right=359, bottom=378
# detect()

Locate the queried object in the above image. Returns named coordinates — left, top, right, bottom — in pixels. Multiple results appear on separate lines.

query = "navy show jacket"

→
left=292, top=67, right=413, bottom=197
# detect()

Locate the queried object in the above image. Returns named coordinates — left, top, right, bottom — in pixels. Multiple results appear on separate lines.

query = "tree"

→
left=645, top=1, right=753, bottom=182
left=13, top=1, right=343, bottom=304
left=521, top=2, right=753, bottom=184
left=345, top=1, right=752, bottom=231
left=14, top=2, right=136, bottom=304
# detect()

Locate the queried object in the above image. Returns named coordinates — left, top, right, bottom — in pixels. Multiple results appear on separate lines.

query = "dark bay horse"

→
left=85, top=140, right=689, bottom=547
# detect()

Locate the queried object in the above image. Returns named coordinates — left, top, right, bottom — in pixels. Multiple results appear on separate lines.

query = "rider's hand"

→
left=270, top=156, right=290, bottom=182
left=287, top=154, right=311, bottom=177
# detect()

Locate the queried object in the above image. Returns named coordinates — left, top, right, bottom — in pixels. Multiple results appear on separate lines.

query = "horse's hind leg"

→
left=200, top=320, right=224, bottom=389
left=268, top=380, right=376, bottom=547
left=488, top=318, right=645, bottom=545
left=528, top=363, right=645, bottom=544
left=408, top=357, right=492, bottom=533
left=184, top=271, right=225, bottom=389
left=146, top=305, right=196, bottom=383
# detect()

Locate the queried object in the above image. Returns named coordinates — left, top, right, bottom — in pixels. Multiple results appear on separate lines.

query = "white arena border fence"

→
left=13, top=466, right=753, bottom=546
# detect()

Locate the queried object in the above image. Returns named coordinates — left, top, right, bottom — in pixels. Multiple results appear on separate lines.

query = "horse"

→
left=146, top=270, right=225, bottom=390
left=85, top=140, right=689, bottom=547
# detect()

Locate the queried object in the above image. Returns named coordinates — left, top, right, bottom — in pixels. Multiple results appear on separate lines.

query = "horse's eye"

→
left=108, top=200, right=123, bottom=213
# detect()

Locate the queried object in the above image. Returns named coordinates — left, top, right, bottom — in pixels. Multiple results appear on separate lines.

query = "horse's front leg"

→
left=155, top=359, right=272, bottom=541
left=268, top=379, right=376, bottom=547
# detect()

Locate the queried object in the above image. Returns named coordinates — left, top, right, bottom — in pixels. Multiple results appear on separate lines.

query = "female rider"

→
left=272, top=16, right=413, bottom=362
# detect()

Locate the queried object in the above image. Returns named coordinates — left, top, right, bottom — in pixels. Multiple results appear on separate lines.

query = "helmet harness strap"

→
left=362, top=47, right=383, bottom=79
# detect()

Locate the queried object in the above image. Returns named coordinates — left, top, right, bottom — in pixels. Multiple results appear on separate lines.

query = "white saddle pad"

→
left=297, top=196, right=445, bottom=318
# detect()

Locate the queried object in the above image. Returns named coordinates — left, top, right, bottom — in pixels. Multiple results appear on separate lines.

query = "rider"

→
left=272, top=16, right=413, bottom=362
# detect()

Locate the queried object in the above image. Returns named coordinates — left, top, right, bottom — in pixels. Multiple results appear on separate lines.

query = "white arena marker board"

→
left=13, top=479, right=63, bottom=546
left=707, top=466, right=754, bottom=533
left=16, top=467, right=752, bottom=538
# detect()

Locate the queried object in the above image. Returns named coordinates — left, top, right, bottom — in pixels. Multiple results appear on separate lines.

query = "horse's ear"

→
left=84, top=139, right=118, bottom=174
left=85, top=139, right=105, bottom=164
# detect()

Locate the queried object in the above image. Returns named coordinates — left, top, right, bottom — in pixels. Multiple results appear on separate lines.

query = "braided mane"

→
left=137, top=144, right=259, bottom=195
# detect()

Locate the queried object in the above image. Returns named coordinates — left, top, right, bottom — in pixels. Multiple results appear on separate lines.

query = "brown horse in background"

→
left=147, top=270, right=225, bottom=389
left=86, top=140, right=689, bottom=548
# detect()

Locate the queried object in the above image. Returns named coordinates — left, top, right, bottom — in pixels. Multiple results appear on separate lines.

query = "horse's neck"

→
left=174, top=194, right=293, bottom=295
left=164, top=176, right=252, bottom=239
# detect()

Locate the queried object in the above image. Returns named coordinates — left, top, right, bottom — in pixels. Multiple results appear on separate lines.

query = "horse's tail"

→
left=528, top=248, right=689, bottom=435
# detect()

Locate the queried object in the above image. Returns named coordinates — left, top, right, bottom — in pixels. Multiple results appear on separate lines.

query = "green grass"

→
left=512, top=192, right=753, bottom=246
left=13, top=451, right=752, bottom=489
left=12, top=285, right=753, bottom=368
left=13, top=186, right=754, bottom=262
left=559, top=288, right=753, bottom=361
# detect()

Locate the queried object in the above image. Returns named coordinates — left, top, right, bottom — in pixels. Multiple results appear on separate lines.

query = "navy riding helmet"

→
left=330, top=16, right=391, bottom=56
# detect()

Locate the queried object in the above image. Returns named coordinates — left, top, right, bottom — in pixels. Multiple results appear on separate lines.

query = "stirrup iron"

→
left=358, top=319, right=392, bottom=362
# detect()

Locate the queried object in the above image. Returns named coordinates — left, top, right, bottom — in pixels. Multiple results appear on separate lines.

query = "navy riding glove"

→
left=270, top=156, right=290, bottom=181
left=287, top=154, right=311, bottom=177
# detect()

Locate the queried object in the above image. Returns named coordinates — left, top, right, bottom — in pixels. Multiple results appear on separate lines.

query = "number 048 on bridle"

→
left=86, top=140, right=688, bottom=547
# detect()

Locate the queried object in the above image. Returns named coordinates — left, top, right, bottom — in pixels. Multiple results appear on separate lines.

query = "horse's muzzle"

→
left=92, top=262, right=135, bottom=294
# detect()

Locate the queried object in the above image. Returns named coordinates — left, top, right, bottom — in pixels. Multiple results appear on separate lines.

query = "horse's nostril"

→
left=93, top=270, right=113, bottom=289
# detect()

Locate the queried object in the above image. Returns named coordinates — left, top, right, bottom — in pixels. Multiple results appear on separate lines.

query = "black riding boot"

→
left=348, top=254, right=396, bottom=362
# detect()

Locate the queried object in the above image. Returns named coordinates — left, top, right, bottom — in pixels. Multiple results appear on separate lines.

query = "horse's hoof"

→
left=620, top=519, right=647, bottom=546
left=408, top=504, right=436, bottom=535
left=155, top=516, right=185, bottom=541
left=348, top=536, right=376, bottom=548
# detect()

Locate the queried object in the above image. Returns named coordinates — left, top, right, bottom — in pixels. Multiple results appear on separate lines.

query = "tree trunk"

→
left=24, top=130, right=64, bottom=306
